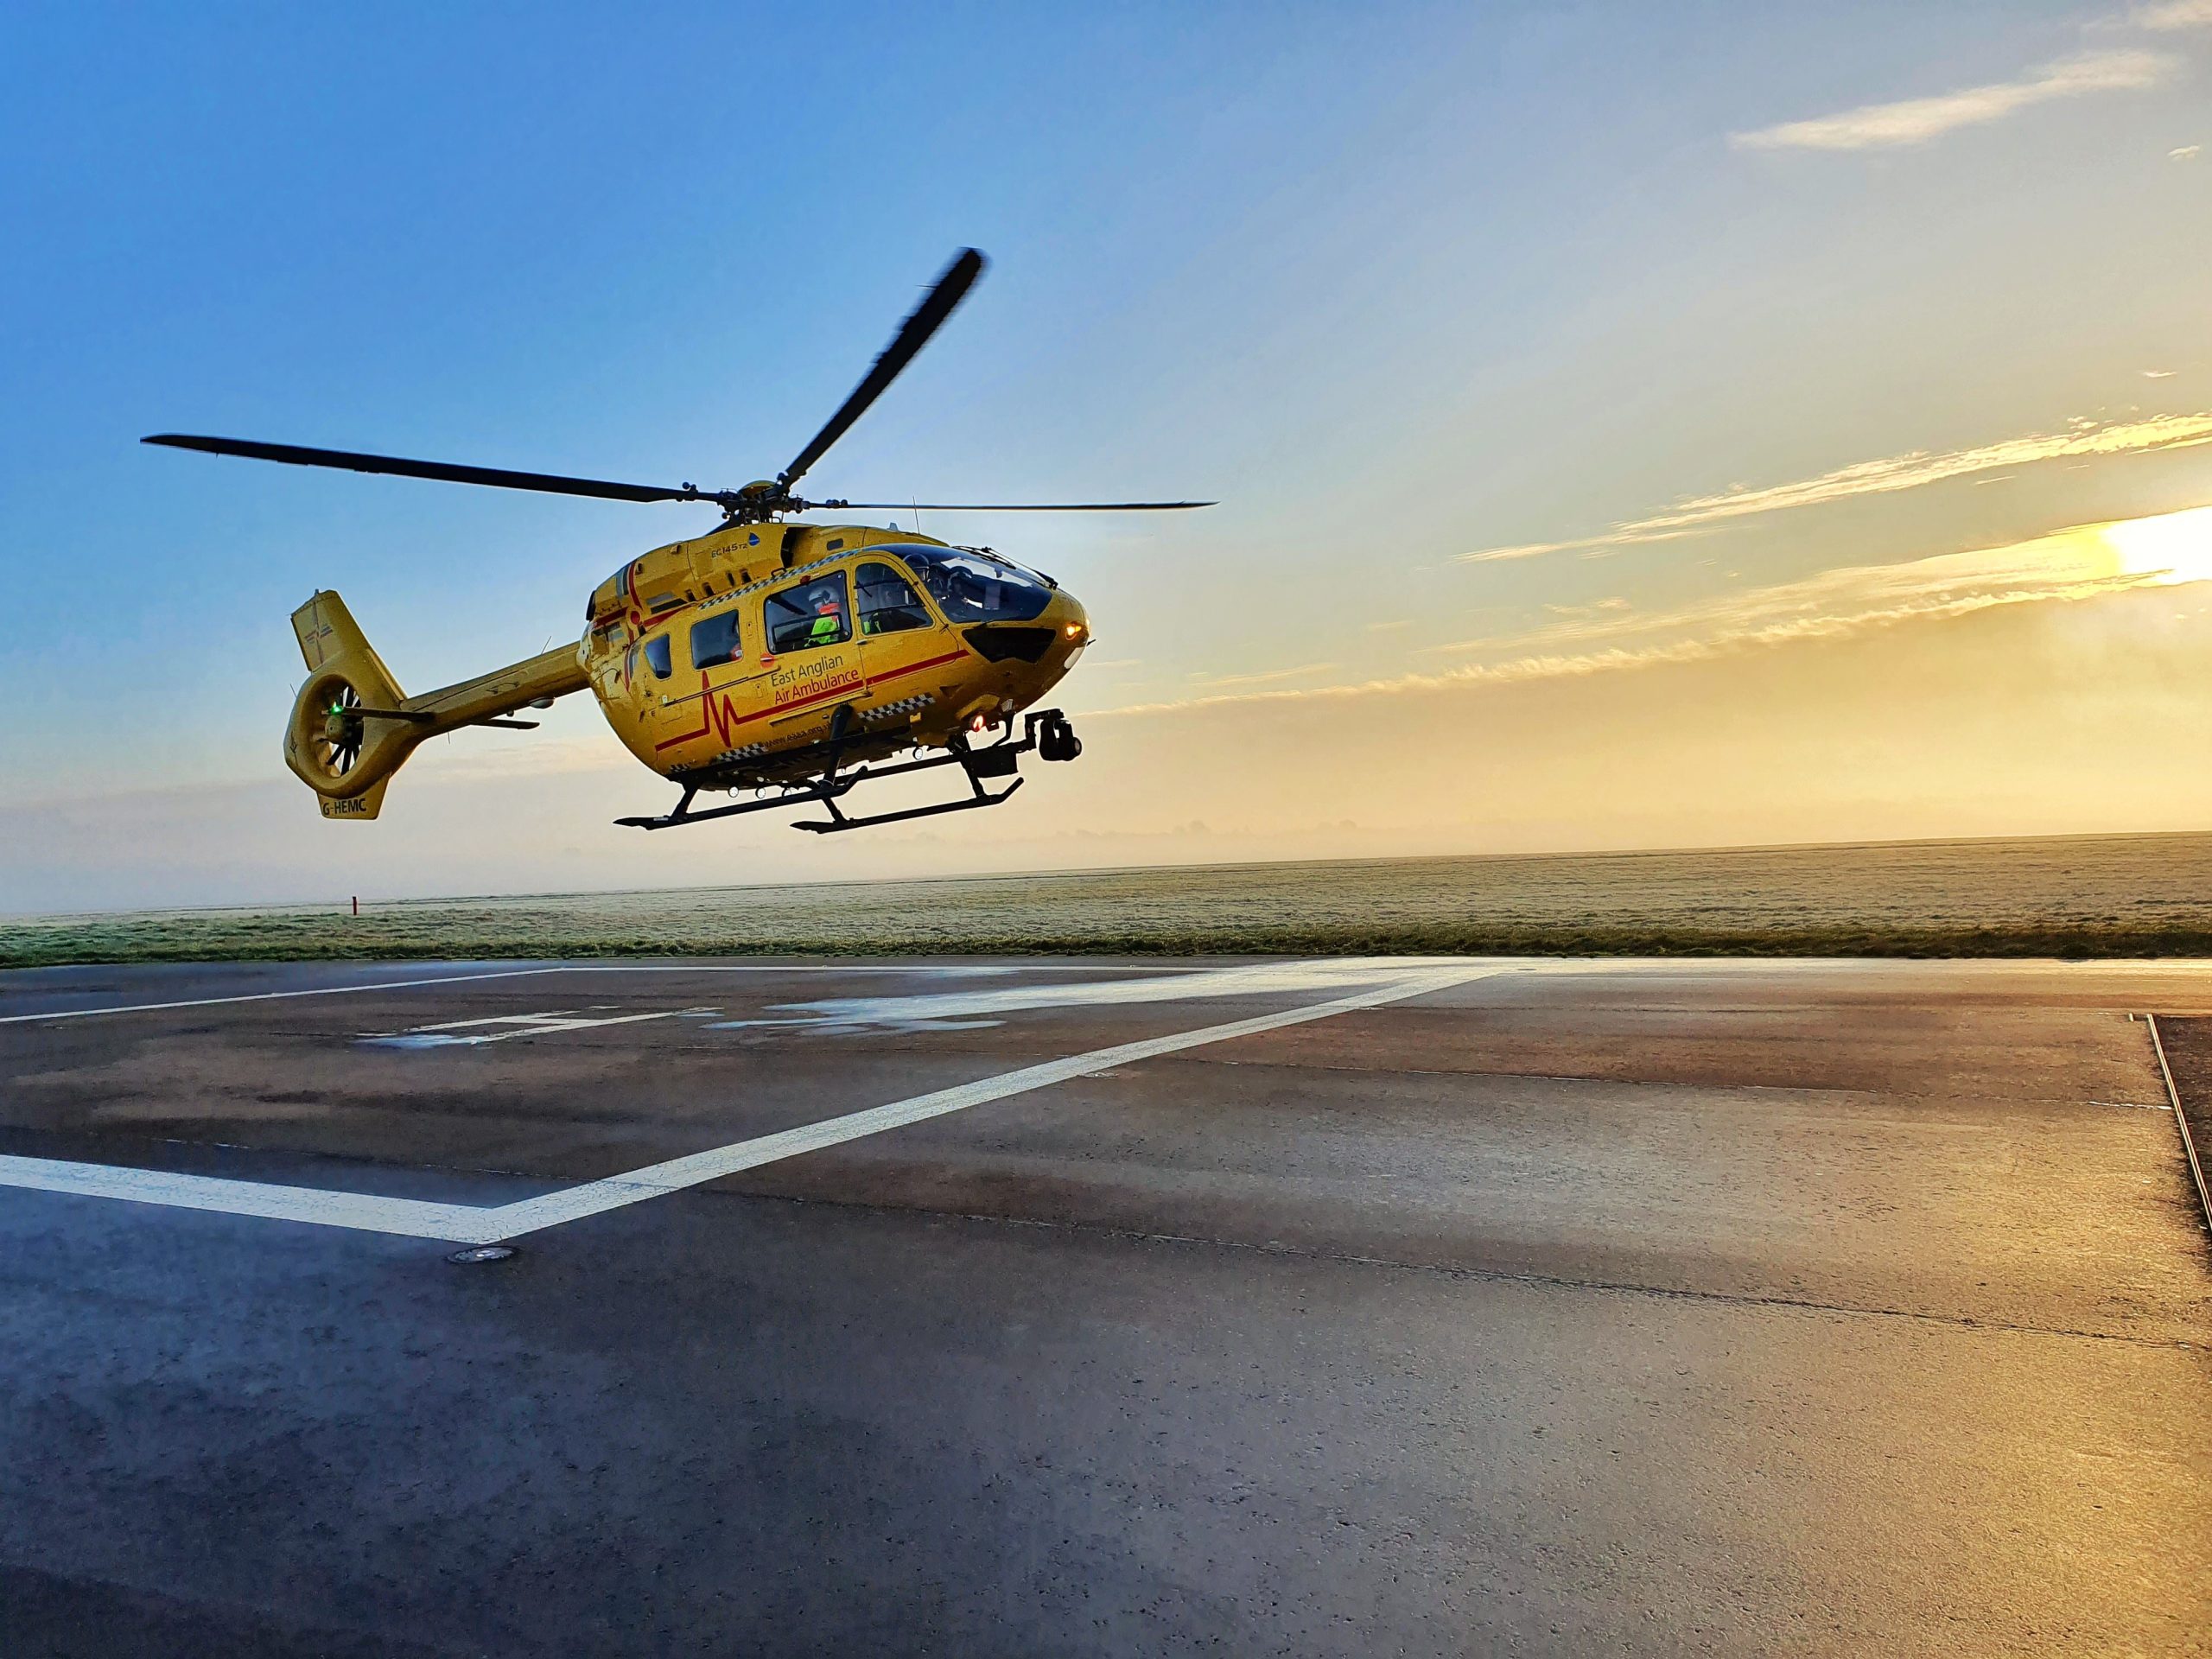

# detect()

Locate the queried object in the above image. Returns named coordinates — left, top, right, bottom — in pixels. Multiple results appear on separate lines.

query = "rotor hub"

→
left=305, top=683, right=367, bottom=779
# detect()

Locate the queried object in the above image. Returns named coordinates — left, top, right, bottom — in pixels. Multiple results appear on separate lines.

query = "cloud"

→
left=1459, top=410, right=2212, bottom=563
left=1115, top=506, right=2212, bottom=716
left=1456, top=540, right=1579, bottom=563
left=1731, top=49, right=2173, bottom=152
left=1447, top=508, right=2208, bottom=654
left=2173, top=144, right=2203, bottom=159
left=1186, top=660, right=1337, bottom=690
left=2136, top=0, right=2212, bottom=28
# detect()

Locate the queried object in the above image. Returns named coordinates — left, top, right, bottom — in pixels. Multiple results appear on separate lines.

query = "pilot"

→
left=807, top=582, right=845, bottom=645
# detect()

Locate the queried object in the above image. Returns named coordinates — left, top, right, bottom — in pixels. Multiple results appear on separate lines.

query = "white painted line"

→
left=398, top=1011, right=595, bottom=1033
left=561, top=964, right=1186, bottom=976
left=402, top=1007, right=709, bottom=1033
left=0, top=963, right=1179, bottom=1027
left=0, top=966, right=566, bottom=1026
left=721, top=957, right=1468, bottom=1035
left=0, top=961, right=1506, bottom=1245
left=0, top=1153, right=491, bottom=1241
left=360, top=1007, right=708, bottom=1048
left=478, top=963, right=1504, bottom=1243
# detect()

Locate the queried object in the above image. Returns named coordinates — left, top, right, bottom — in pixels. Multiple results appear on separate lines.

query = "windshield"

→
left=885, top=544, right=1052, bottom=624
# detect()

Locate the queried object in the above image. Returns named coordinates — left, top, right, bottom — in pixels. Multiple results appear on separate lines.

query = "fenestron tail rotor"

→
left=143, top=247, right=1213, bottom=524
left=317, top=683, right=364, bottom=779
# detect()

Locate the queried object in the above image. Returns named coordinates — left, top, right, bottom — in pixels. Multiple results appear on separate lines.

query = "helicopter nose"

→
left=1049, top=594, right=1090, bottom=657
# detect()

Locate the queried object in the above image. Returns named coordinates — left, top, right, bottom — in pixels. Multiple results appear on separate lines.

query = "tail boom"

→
left=283, top=591, right=588, bottom=820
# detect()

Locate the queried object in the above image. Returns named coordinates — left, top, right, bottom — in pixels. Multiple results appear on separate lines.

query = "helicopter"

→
left=144, top=248, right=1211, bottom=834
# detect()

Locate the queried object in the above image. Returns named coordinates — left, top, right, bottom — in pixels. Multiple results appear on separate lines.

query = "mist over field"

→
left=10, top=831, right=2211, bottom=968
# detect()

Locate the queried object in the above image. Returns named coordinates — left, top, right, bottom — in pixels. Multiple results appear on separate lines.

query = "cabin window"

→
left=765, top=571, right=852, bottom=653
left=690, top=608, right=741, bottom=670
left=891, top=544, right=1052, bottom=623
left=643, top=633, right=672, bottom=679
left=855, top=562, right=933, bottom=636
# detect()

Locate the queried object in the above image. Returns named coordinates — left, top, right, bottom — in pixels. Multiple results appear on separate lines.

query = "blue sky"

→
left=3, top=3, right=2210, bottom=907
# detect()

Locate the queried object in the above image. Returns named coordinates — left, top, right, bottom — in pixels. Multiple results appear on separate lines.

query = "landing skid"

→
left=615, top=709, right=1073, bottom=834
left=794, top=767, right=1020, bottom=835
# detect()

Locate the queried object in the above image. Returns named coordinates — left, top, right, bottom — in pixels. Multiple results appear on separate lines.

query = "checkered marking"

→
left=861, top=694, right=934, bottom=723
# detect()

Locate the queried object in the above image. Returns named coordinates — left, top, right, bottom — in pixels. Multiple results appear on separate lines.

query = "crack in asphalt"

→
left=682, top=1185, right=2209, bottom=1355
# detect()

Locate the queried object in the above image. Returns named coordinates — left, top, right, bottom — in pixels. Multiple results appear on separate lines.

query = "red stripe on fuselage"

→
left=652, top=647, right=970, bottom=755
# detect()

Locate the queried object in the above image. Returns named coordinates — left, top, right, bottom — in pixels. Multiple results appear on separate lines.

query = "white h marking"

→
left=360, top=1007, right=713, bottom=1047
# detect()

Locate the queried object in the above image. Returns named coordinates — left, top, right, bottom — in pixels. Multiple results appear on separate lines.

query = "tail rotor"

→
left=315, top=683, right=365, bottom=779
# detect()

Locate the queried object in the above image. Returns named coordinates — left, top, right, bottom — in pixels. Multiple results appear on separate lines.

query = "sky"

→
left=3, top=1, right=2210, bottom=912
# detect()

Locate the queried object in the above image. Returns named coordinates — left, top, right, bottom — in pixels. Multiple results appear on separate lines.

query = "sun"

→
left=2098, top=504, right=2212, bottom=587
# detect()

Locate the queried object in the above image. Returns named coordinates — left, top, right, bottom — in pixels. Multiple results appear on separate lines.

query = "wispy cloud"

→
left=1186, top=661, right=1337, bottom=690
left=1444, top=510, right=2206, bottom=656
left=1109, top=507, right=2212, bottom=717
left=1459, top=410, right=2212, bottom=563
left=1455, top=539, right=1593, bottom=563
left=2136, top=0, right=2212, bottom=29
left=2173, top=144, right=2203, bottom=159
left=1732, top=49, right=2173, bottom=152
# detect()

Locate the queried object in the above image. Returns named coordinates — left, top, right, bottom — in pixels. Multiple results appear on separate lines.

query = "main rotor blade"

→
left=143, top=435, right=703, bottom=505
left=778, top=248, right=987, bottom=492
left=830, top=500, right=1217, bottom=512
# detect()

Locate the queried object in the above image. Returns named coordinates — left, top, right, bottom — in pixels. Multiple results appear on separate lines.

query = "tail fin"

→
left=293, top=590, right=405, bottom=704
left=283, top=590, right=588, bottom=823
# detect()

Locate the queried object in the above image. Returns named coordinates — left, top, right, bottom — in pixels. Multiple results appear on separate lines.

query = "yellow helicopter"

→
left=146, top=249, right=1210, bottom=833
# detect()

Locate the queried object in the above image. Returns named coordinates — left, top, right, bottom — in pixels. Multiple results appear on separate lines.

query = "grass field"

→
left=6, top=831, right=2212, bottom=968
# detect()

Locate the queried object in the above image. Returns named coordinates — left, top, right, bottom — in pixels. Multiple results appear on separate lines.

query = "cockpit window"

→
left=884, top=545, right=1052, bottom=624
left=643, top=633, right=672, bottom=679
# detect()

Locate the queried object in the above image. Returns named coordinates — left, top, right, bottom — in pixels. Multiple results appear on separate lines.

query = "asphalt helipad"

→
left=1, top=956, right=2207, bottom=1656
